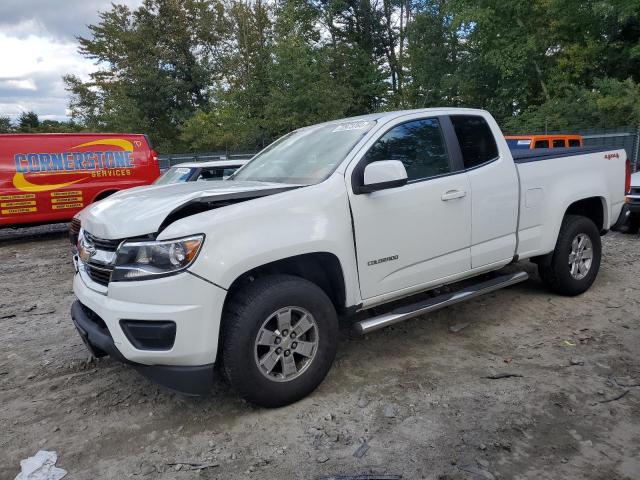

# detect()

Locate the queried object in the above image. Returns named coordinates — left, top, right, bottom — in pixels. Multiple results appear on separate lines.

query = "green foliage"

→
left=0, top=112, right=83, bottom=134
left=62, top=0, right=640, bottom=152
left=66, top=0, right=224, bottom=152
left=0, top=116, right=14, bottom=133
left=503, top=78, right=640, bottom=132
left=18, top=111, right=40, bottom=132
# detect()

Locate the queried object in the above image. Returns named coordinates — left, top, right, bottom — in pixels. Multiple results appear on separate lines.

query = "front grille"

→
left=84, top=231, right=121, bottom=251
left=86, top=262, right=114, bottom=287
left=79, top=230, right=124, bottom=287
left=69, top=218, right=81, bottom=246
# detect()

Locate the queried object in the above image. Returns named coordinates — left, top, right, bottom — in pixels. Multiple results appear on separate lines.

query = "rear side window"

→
left=534, top=139, right=549, bottom=148
left=568, top=139, right=581, bottom=147
left=450, top=115, right=498, bottom=169
left=553, top=139, right=565, bottom=148
left=362, top=118, right=450, bottom=181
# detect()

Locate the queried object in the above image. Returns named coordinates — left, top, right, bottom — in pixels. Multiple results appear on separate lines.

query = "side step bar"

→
left=354, top=271, right=529, bottom=335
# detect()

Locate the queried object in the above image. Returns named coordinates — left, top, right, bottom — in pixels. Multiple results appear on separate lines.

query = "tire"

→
left=221, top=274, right=338, bottom=407
left=538, top=215, right=601, bottom=296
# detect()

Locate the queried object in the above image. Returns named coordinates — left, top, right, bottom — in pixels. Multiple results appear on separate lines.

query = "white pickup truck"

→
left=71, top=108, right=630, bottom=407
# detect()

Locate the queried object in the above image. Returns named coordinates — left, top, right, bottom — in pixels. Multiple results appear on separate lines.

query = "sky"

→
left=0, top=0, right=142, bottom=122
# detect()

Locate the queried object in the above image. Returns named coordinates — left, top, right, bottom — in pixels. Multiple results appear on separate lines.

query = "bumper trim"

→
left=70, top=300, right=214, bottom=395
left=611, top=203, right=631, bottom=231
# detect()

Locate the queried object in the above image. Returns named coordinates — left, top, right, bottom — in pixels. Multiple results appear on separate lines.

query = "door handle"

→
left=441, top=189, right=467, bottom=201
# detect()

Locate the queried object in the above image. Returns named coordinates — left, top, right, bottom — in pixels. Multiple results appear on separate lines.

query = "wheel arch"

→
left=564, top=196, right=608, bottom=233
left=534, top=196, right=607, bottom=266
left=224, top=252, right=348, bottom=314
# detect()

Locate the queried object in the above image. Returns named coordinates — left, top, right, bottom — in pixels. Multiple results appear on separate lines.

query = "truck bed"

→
left=513, top=145, right=627, bottom=260
left=511, top=146, right=616, bottom=163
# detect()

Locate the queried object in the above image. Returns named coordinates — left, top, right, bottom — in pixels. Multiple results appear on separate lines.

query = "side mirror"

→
left=356, top=160, right=408, bottom=194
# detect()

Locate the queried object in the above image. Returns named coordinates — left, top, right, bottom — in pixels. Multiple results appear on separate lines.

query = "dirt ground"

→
left=1, top=224, right=639, bottom=480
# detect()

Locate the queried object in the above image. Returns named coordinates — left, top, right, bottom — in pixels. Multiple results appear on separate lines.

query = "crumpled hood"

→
left=78, top=180, right=295, bottom=239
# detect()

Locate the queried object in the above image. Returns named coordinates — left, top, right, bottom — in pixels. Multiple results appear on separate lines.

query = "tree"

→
left=405, top=0, right=461, bottom=108
left=18, top=111, right=40, bottom=132
left=321, top=0, right=388, bottom=114
left=264, top=0, right=351, bottom=135
left=67, top=0, right=640, bottom=153
left=181, top=0, right=273, bottom=151
left=66, top=0, right=226, bottom=151
left=0, top=116, right=13, bottom=133
left=503, top=78, right=640, bottom=133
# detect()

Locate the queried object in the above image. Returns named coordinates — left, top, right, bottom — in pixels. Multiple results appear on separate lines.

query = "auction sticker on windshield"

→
left=332, top=121, right=372, bottom=132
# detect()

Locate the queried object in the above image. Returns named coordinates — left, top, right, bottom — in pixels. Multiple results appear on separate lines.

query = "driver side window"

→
left=362, top=118, right=451, bottom=181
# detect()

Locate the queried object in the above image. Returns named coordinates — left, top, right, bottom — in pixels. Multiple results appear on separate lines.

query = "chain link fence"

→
left=577, top=127, right=640, bottom=172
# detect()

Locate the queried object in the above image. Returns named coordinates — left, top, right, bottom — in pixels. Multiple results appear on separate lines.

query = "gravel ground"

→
left=1, top=225, right=639, bottom=480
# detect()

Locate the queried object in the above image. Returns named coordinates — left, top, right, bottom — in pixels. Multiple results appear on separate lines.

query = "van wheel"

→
left=222, top=275, right=338, bottom=407
left=538, top=215, right=601, bottom=296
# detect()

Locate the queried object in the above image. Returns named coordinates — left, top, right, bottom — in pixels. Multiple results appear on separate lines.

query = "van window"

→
left=568, top=139, right=581, bottom=147
left=534, top=140, right=549, bottom=148
left=553, top=139, right=565, bottom=148
left=362, top=118, right=450, bottom=181
left=506, top=138, right=532, bottom=150
left=450, top=115, right=499, bottom=169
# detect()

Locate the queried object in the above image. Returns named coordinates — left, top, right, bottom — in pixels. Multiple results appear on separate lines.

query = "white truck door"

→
left=348, top=115, right=472, bottom=300
left=449, top=115, right=519, bottom=268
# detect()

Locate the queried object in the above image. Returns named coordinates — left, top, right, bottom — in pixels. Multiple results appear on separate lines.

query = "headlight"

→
left=111, top=235, right=204, bottom=281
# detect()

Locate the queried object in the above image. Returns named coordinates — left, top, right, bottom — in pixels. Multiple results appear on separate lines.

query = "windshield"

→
left=232, top=120, right=376, bottom=184
left=154, top=167, right=193, bottom=185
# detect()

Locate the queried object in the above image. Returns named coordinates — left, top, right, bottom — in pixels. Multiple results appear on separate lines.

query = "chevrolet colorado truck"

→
left=70, top=108, right=631, bottom=407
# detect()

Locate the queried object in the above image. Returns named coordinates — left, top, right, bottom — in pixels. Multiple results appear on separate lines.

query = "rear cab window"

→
left=553, top=139, right=565, bottom=148
left=450, top=115, right=499, bottom=169
left=534, top=139, right=549, bottom=148
left=568, top=139, right=581, bottom=147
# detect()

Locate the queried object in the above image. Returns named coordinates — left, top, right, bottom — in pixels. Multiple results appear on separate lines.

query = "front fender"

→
left=160, top=175, right=362, bottom=308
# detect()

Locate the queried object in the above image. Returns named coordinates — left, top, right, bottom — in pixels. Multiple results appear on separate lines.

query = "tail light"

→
left=150, top=149, right=159, bottom=175
left=625, top=158, right=631, bottom=194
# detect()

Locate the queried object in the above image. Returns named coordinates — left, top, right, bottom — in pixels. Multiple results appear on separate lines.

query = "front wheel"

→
left=538, top=215, right=602, bottom=296
left=221, top=275, right=338, bottom=407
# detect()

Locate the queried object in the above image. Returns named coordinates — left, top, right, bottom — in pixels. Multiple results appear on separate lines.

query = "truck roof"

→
left=312, top=107, right=490, bottom=127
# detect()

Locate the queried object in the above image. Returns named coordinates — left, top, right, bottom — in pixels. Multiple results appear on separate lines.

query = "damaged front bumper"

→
left=70, top=266, right=227, bottom=395
left=70, top=300, right=215, bottom=395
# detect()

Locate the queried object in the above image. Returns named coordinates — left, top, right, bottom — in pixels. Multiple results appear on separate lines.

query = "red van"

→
left=0, top=133, right=159, bottom=228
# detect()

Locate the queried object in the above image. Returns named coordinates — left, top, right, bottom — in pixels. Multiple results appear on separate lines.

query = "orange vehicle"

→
left=505, top=134, right=584, bottom=150
left=0, top=133, right=160, bottom=228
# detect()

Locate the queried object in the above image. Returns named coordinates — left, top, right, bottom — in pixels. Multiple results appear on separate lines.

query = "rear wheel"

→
left=222, top=275, right=338, bottom=407
left=538, top=215, right=601, bottom=296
